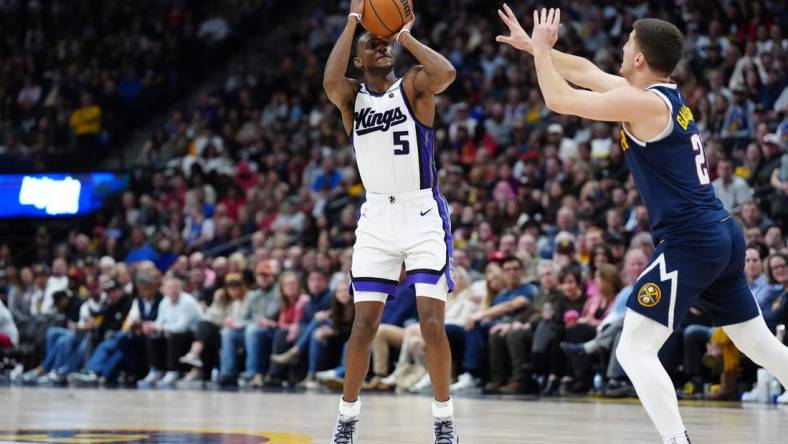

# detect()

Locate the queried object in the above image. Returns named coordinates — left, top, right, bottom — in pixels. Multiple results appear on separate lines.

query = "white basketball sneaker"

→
left=433, top=416, right=459, bottom=444
left=330, top=413, right=359, bottom=443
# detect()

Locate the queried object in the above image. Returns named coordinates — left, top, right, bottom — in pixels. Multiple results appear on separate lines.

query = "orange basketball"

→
left=361, top=0, right=414, bottom=38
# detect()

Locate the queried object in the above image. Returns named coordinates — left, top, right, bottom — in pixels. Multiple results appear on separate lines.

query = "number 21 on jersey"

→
left=691, top=134, right=710, bottom=185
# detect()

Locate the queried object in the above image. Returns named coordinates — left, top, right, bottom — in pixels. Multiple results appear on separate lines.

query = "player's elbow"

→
left=430, top=67, right=457, bottom=94
left=543, top=96, right=566, bottom=114
left=322, top=77, right=337, bottom=94
left=443, top=65, right=457, bottom=85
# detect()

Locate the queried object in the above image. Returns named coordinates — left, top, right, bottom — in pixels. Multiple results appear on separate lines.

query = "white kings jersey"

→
left=352, top=78, right=437, bottom=194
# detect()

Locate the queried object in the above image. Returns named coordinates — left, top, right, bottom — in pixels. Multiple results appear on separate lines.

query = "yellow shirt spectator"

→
left=70, top=105, right=102, bottom=135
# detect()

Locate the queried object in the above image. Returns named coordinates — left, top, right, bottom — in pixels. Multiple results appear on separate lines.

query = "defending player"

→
left=323, top=0, right=459, bottom=443
left=497, top=5, right=788, bottom=443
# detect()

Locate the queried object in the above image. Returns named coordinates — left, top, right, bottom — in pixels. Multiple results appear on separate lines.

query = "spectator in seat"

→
left=443, top=263, right=504, bottom=390
left=218, top=260, right=281, bottom=387
left=69, top=268, right=163, bottom=385
left=384, top=267, right=479, bottom=393
left=712, top=158, right=753, bottom=211
left=361, top=277, right=419, bottom=391
left=179, top=273, right=247, bottom=381
left=497, top=260, right=564, bottom=394
left=560, top=249, right=648, bottom=397
left=137, top=277, right=201, bottom=388
left=453, top=257, right=536, bottom=392
left=22, top=281, right=103, bottom=385
left=265, top=271, right=309, bottom=386
left=560, top=263, right=623, bottom=393
left=299, top=278, right=355, bottom=390
left=534, top=266, right=588, bottom=396
left=69, top=92, right=101, bottom=153
left=270, top=270, right=332, bottom=370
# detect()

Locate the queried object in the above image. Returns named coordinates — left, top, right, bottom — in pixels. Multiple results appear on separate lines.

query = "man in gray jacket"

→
left=219, top=259, right=281, bottom=387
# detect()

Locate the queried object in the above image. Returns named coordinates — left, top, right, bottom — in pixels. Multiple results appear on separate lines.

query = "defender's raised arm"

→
left=496, top=3, right=626, bottom=93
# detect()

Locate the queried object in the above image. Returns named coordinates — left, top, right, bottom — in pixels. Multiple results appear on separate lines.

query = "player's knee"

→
left=351, top=316, right=379, bottom=343
left=419, top=315, right=444, bottom=343
left=615, top=338, right=633, bottom=370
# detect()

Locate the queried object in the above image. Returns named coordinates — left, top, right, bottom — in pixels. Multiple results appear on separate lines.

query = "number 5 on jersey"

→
left=691, top=134, right=710, bottom=185
left=393, top=131, right=409, bottom=155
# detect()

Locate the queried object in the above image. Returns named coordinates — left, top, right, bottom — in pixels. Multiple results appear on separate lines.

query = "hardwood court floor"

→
left=1, top=387, right=786, bottom=443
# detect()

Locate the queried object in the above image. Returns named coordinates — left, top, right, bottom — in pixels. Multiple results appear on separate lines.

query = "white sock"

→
left=432, top=397, right=454, bottom=418
left=662, top=430, right=691, bottom=444
left=616, top=310, right=687, bottom=439
left=723, top=316, right=788, bottom=389
left=338, top=397, right=361, bottom=417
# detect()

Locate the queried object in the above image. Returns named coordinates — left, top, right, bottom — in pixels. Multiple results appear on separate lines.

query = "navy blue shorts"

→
left=626, top=217, right=761, bottom=330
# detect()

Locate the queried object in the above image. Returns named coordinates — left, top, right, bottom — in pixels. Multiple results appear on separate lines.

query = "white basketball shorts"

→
left=350, top=188, right=454, bottom=303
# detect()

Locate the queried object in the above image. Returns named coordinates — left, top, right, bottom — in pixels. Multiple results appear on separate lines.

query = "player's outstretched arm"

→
left=530, top=8, right=662, bottom=123
left=397, top=18, right=457, bottom=95
left=496, top=3, right=626, bottom=93
left=323, top=0, right=363, bottom=134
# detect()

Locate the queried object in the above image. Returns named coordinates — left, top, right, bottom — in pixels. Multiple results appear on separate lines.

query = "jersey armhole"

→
left=644, top=88, right=674, bottom=143
left=399, top=76, right=434, bottom=129
left=348, top=83, right=362, bottom=140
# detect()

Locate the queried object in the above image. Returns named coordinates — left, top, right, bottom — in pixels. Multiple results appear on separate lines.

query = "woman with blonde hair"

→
left=180, top=272, right=248, bottom=382
left=266, top=271, right=309, bottom=386
left=450, top=263, right=506, bottom=391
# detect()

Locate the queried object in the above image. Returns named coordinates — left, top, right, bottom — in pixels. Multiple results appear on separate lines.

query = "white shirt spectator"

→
left=155, top=292, right=202, bottom=334
left=41, top=275, right=68, bottom=314
left=713, top=175, right=752, bottom=211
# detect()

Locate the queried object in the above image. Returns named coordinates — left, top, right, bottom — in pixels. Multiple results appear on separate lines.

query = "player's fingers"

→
left=555, top=8, right=561, bottom=25
left=503, top=3, right=517, bottom=22
left=547, top=8, right=554, bottom=24
left=540, top=8, right=546, bottom=24
left=533, top=9, right=539, bottom=26
left=495, top=36, right=513, bottom=46
left=498, top=9, right=512, bottom=27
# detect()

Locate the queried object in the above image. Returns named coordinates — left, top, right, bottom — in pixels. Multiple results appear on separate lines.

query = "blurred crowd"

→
left=0, top=0, right=269, bottom=171
left=0, top=0, right=787, bottom=401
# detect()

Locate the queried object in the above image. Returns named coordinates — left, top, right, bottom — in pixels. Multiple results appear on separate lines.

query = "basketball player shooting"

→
left=497, top=5, right=788, bottom=444
left=323, top=0, right=458, bottom=443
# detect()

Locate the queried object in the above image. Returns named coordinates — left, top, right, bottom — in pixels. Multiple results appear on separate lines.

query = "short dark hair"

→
left=558, top=265, right=583, bottom=286
left=633, top=19, right=685, bottom=76
left=746, top=241, right=769, bottom=260
left=501, top=256, right=523, bottom=269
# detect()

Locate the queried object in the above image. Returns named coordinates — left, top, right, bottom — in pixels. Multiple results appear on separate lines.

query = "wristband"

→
left=348, top=13, right=361, bottom=23
left=396, top=28, right=410, bottom=44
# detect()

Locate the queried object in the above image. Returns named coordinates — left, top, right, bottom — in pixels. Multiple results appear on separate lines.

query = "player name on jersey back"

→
left=352, top=78, right=437, bottom=194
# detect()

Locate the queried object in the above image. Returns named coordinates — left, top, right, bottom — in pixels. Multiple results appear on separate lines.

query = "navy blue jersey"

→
left=620, top=83, right=729, bottom=242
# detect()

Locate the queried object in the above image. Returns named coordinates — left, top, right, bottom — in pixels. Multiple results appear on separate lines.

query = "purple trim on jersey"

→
left=432, top=187, right=455, bottom=292
left=406, top=272, right=442, bottom=286
left=416, top=125, right=436, bottom=189
left=398, top=81, right=433, bottom=128
left=399, top=80, right=437, bottom=190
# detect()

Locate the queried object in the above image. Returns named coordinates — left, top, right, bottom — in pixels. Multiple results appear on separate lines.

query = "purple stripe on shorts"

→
left=432, top=188, right=455, bottom=292
left=406, top=272, right=442, bottom=286
left=352, top=281, right=397, bottom=295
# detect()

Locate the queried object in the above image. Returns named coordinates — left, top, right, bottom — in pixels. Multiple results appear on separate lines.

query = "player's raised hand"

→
left=531, top=8, right=560, bottom=52
left=495, top=3, right=532, bottom=53
left=349, top=0, right=363, bottom=19
left=392, top=14, right=415, bottom=44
